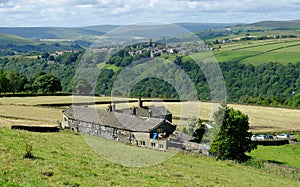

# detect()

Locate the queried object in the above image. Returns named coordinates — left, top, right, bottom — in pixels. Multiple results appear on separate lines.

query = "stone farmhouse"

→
left=61, top=99, right=177, bottom=150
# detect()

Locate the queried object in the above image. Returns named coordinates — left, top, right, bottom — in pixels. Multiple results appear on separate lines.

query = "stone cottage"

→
left=61, top=100, right=176, bottom=150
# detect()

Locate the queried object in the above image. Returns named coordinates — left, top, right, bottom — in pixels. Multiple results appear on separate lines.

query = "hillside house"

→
left=61, top=100, right=176, bottom=150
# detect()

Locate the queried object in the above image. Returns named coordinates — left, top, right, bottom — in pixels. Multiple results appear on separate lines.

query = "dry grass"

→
left=0, top=96, right=299, bottom=132
left=142, top=101, right=300, bottom=132
left=0, top=118, right=52, bottom=127
left=0, top=95, right=113, bottom=106
left=0, top=105, right=61, bottom=127
left=228, top=104, right=300, bottom=132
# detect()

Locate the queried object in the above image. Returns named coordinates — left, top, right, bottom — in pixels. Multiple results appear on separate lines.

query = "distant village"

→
left=90, top=39, right=215, bottom=58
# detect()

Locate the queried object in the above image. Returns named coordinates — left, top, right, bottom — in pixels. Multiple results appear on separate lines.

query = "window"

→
left=159, top=144, right=164, bottom=149
left=140, top=141, right=145, bottom=146
left=151, top=142, right=156, bottom=147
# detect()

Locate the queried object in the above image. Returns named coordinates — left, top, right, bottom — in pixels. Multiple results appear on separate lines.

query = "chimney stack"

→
left=131, top=106, right=136, bottom=115
left=108, top=104, right=112, bottom=112
left=148, top=109, right=152, bottom=118
left=138, top=98, right=143, bottom=108
left=111, top=103, right=116, bottom=111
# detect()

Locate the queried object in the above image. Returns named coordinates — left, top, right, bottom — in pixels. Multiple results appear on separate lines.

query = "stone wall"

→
left=75, top=121, right=118, bottom=140
left=67, top=118, right=168, bottom=150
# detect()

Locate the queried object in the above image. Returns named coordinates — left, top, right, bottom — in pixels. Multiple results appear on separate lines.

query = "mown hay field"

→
left=0, top=96, right=299, bottom=132
left=0, top=95, right=113, bottom=106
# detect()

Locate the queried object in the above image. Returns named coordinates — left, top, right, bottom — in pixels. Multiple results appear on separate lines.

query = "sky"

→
left=0, top=0, right=300, bottom=27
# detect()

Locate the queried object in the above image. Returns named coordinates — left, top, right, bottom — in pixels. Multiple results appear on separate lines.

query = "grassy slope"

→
left=0, top=33, right=34, bottom=46
left=0, top=128, right=299, bottom=187
left=213, top=38, right=300, bottom=65
left=248, top=145, right=300, bottom=168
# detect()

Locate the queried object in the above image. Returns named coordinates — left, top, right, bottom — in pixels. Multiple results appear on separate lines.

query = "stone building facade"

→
left=62, top=103, right=176, bottom=150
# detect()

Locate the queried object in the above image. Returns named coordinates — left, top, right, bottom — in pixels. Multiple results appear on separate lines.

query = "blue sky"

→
left=0, top=0, right=299, bottom=27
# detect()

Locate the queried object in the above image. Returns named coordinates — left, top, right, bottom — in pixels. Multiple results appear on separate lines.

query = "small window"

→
left=64, top=117, right=67, bottom=121
left=151, top=142, right=156, bottom=147
left=159, top=144, right=164, bottom=149
left=140, top=141, right=145, bottom=146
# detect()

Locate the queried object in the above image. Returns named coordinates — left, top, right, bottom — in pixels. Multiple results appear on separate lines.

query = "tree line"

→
left=97, top=51, right=300, bottom=108
left=0, top=70, right=61, bottom=94
left=0, top=50, right=299, bottom=108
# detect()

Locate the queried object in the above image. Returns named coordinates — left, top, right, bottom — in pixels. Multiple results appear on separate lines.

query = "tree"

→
left=68, top=76, right=92, bottom=95
left=0, top=70, right=10, bottom=94
left=191, top=118, right=206, bottom=143
left=6, top=71, right=27, bottom=94
left=41, top=52, right=50, bottom=59
left=181, top=117, right=207, bottom=143
left=31, top=72, right=62, bottom=94
left=210, top=105, right=256, bottom=162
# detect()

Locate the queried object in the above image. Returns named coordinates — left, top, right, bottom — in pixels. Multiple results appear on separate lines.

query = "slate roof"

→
left=63, top=105, right=174, bottom=132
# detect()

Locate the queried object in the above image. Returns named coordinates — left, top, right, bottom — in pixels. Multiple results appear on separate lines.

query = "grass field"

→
left=248, top=145, right=300, bottom=168
left=0, top=95, right=113, bottom=106
left=0, top=128, right=299, bottom=186
left=213, top=38, right=300, bottom=65
left=0, top=96, right=299, bottom=132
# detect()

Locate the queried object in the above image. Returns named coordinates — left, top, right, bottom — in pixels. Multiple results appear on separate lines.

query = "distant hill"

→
left=0, top=33, right=34, bottom=45
left=230, top=20, right=300, bottom=31
left=175, top=22, right=237, bottom=32
left=0, top=27, right=105, bottom=40
left=248, top=20, right=300, bottom=29
left=0, top=23, right=236, bottom=40
left=81, top=25, right=120, bottom=33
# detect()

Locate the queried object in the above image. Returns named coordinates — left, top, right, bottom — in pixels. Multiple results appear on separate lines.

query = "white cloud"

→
left=0, top=0, right=299, bottom=26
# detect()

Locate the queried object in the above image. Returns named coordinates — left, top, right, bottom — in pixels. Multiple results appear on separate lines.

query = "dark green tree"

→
left=31, top=72, right=62, bottom=94
left=210, top=105, right=256, bottom=162
left=6, top=71, right=27, bottom=94
left=0, top=70, right=10, bottom=94
left=191, top=118, right=206, bottom=143
left=41, top=52, right=50, bottom=59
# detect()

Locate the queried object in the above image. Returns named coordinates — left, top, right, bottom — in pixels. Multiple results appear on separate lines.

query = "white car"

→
left=255, top=134, right=268, bottom=140
left=251, top=135, right=257, bottom=140
left=251, top=134, right=267, bottom=140
left=276, top=134, right=290, bottom=139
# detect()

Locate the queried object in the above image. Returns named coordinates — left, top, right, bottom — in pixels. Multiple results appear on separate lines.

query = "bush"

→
left=24, top=142, right=36, bottom=159
left=252, top=140, right=289, bottom=146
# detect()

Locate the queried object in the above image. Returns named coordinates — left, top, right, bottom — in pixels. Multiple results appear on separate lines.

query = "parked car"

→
left=251, top=134, right=274, bottom=140
left=255, top=134, right=268, bottom=140
left=265, top=134, right=274, bottom=139
left=276, top=134, right=290, bottom=139
left=251, top=135, right=257, bottom=140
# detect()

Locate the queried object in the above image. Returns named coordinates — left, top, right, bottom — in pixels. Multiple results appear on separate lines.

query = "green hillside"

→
left=248, top=20, right=300, bottom=29
left=0, top=127, right=299, bottom=186
left=213, top=38, right=300, bottom=65
left=230, top=20, right=300, bottom=31
left=0, top=27, right=104, bottom=40
left=0, top=33, right=34, bottom=46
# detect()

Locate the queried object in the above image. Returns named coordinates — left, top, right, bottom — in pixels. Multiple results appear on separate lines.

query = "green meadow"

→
left=0, top=128, right=299, bottom=187
left=213, top=38, right=300, bottom=65
left=248, top=145, right=300, bottom=168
